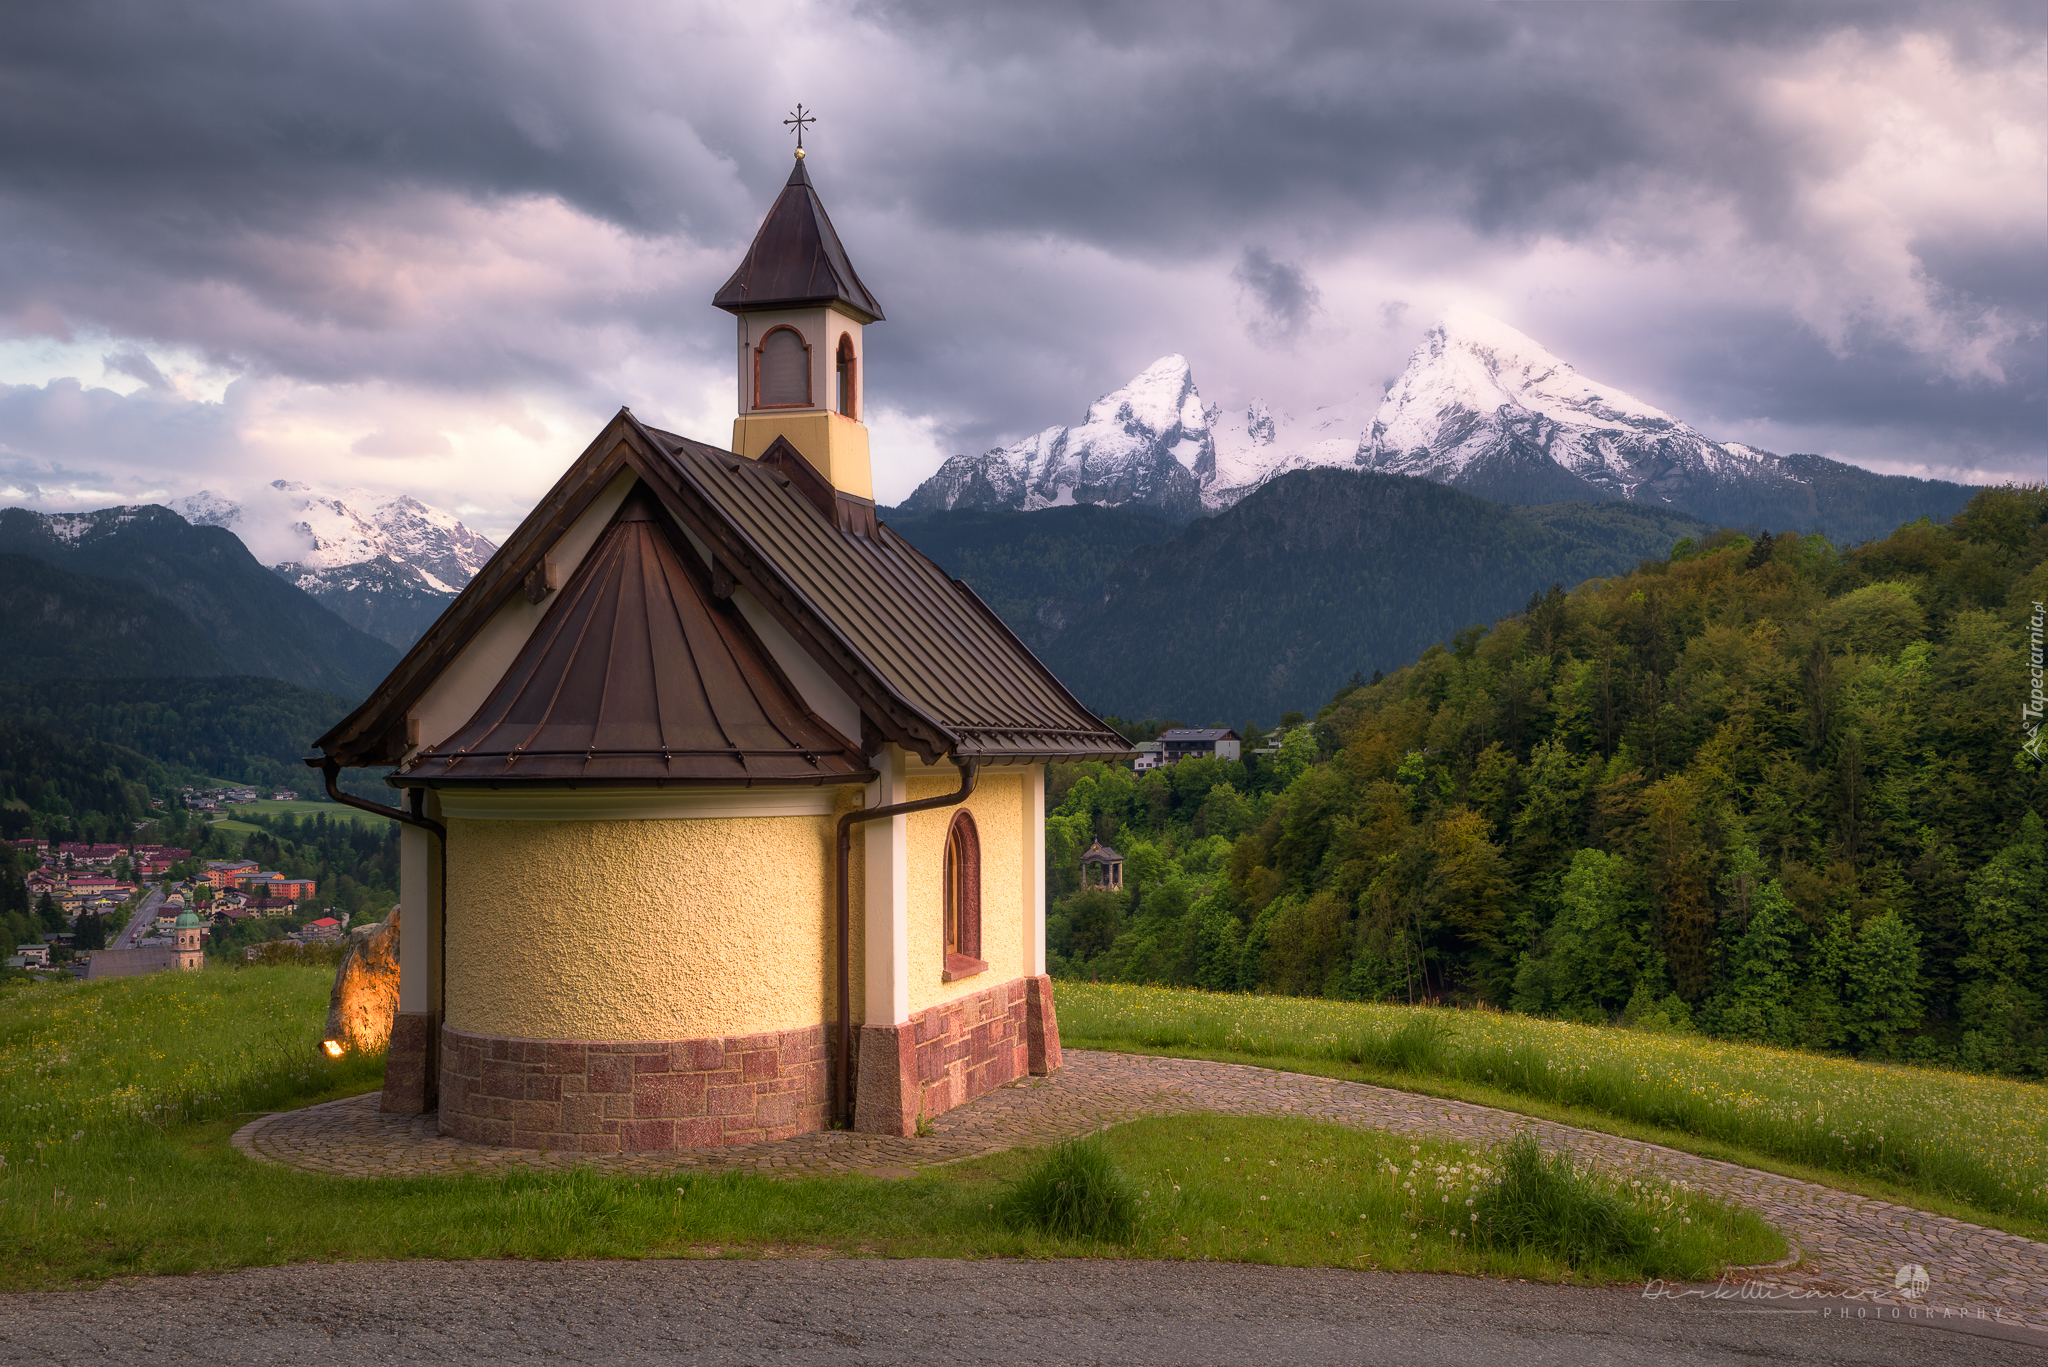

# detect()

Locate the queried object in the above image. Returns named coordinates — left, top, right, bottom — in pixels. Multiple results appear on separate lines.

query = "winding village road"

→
left=5, top=1050, right=2043, bottom=1365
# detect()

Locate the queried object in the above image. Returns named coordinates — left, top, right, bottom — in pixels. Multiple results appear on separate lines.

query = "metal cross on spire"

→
left=783, top=104, right=816, bottom=155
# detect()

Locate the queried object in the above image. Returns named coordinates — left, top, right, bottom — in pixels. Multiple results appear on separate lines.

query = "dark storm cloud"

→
left=0, top=0, right=2039, bottom=501
left=102, top=349, right=170, bottom=391
left=1232, top=249, right=1321, bottom=346
left=850, top=0, right=2045, bottom=463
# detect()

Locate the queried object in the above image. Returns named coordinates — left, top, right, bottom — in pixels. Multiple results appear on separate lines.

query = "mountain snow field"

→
left=902, top=311, right=1977, bottom=541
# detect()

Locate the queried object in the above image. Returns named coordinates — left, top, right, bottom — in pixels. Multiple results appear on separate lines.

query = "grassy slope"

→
left=1056, top=983, right=2048, bottom=1243
left=0, top=968, right=1775, bottom=1289
left=232, top=799, right=392, bottom=826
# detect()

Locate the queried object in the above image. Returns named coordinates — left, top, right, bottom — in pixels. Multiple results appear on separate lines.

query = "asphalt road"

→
left=1, top=1259, right=2039, bottom=1366
left=114, top=884, right=166, bottom=948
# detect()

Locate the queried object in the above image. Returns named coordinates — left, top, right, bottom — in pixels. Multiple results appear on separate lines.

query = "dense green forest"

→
left=1033, top=470, right=1708, bottom=722
left=882, top=504, right=1184, bottom=651
left=0, top=677, right=356, bottom=797
left=1667, top=451, right=1979, bottom=549
left=0, top=717, right=170, bottom=842
left=0, top=505, right=398, bottom=698
left=0, top=554, right=234, bottom=681
left=1043, top=485, right=2047, bottom=1075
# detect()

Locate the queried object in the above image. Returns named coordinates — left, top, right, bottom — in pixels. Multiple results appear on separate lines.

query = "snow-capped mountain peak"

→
left=172, top=482, right=497, bottom=648
left=1070, top=354, right=1211, bottom=472
left=898, top=310, right=1969, bottom=539
left=1362, top=310, right=1768, bottom=504
left=901, top=354, right=1211, bottom=517
left=176, top=482, right=495, bottom=589
left=1380, top=309, right=1680, bottom=451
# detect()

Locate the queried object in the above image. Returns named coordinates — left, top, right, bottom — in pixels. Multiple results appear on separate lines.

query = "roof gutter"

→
left=832, top=758, right=976, bottom=1129
left=308, top=758, right=446, bottom=841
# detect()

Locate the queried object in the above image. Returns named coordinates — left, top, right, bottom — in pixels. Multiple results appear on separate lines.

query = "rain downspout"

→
left=834, top=759, right=976, bottom=1129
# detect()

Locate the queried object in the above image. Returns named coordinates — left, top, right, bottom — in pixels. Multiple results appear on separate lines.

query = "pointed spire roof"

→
left=713, top=156, right=884, bottom=322
left=403, top=483, right=869, bottom=786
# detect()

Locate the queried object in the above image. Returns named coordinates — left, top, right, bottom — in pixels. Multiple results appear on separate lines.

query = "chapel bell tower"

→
left=713, top=139, right=884, bottom=501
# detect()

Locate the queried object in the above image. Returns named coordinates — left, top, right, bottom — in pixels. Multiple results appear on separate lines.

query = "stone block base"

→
left=380, top=1011, right=439, bottom=1115
left=432, top=979, right=1064, bottom=1148
left=437, top=1022, right=829, bottom=1151
left=852, top=1022, right=918, bottom=1137
left=1026, top=974, right=1061, bottom=1076
left=852, top=974, right=1061, bottom=1136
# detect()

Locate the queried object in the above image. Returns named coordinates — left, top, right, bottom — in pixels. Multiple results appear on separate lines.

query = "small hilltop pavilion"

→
left=309, top=128, right=1129, bottom=1150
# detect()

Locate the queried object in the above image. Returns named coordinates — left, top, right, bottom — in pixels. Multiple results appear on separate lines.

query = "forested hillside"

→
left=1038, top=469, right=1707, bottom=722
left=1042, top=484, right=2048, bottom=1075
left=0, top=556, right=234, bottom=681
left=882, top=504, right=1184, bottom=651
left=0, top=505, right=399, bottom=698
left=0, top=677, right=354, bottom=796
left=0, top=718, right=168, bottom=841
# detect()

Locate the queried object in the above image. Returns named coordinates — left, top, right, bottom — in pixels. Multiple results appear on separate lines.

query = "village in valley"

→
left=4, top=782, right=361, bottom=981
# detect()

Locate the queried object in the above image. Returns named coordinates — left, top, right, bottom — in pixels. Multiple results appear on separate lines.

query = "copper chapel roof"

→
left=711, top=157, right=884, bottom=323
left=312, top=411, right=1130, bottom=779
left=400, top=484, right=869, bottom=786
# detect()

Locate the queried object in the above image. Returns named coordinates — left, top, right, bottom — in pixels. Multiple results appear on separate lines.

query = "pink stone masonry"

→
left=853, top=976, right=1061, bottom=1136
left=435, top=977, right=1063, bottom=1150
left=911, top=975, right=1030, bottom=1121
left=380, top=1011, right=438, bottom=1115
left=437, top=1022, right=828, bottom=1152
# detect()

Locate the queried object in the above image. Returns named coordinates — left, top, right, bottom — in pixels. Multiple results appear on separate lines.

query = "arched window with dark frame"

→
left=835, top=333, right=857, bottom=418
left=755, top=326, right=810, bottom=408
left=942, top=809, right=983, bottom=976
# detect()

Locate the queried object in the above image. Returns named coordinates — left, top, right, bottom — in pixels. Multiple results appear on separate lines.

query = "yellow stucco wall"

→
left=444, top=794, right=866, bottom=1041
left=905, top=771, right=1024, bottom=1015
left=730, top=411, right=873, bottom=499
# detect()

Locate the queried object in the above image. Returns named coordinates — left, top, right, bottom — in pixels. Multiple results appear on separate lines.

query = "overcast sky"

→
left=0, top=0, right=2040, bottom=539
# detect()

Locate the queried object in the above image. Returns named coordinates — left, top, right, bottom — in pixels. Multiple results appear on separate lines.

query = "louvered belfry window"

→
left=756, top=327, right=810, bottom=407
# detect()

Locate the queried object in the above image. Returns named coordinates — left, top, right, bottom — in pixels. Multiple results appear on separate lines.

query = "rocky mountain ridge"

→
left=0, top=504, right=400, bottom=698
left=900, top=313, right=1978, bottom=543
left=174, top=481, right=497, bottom=648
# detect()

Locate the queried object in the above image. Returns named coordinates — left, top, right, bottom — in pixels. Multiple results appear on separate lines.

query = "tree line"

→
left=1044, top=484, right=2047, bottom=1075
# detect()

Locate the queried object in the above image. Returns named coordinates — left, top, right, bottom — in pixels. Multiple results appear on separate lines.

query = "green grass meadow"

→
left=0, top=967, right=1785, bottom=1290
left=233, top=798, right=393, bottom=825
left=1057, top=983, right=2048, bottom=1236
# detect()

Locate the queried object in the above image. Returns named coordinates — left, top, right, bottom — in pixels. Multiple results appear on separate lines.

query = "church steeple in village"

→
left=713, top=138, right=884, bottom=501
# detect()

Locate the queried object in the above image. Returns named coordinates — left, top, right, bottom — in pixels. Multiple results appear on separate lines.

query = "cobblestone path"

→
left=234, top=1049, right=2047, bottom=1331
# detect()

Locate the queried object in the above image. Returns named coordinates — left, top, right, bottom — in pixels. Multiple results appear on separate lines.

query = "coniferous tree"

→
left=72, top=910, right=106, bottom=952
left=1707, top=879, right=1801, bottom=1043
left=1957, top=811, right=2047, bottom=1072
left=1523, top=847, right=1640, bottom=1019
left=1844, top=909, right=1923, bottom=1058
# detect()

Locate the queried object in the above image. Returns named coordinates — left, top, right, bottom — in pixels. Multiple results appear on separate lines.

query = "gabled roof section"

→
left=313, top=408, right=1130, bottom=771
left=712, top=158, right=884, bottom=322
left=636, top=425, right=1129, bottom=765
left=401, top=483, right=869, bottom=786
